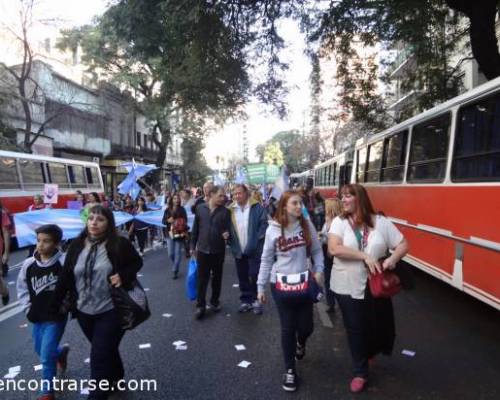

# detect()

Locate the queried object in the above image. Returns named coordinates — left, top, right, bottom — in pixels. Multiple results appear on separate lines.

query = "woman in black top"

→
left=162, top=193, right=188, bottom=279
left=52, top=205, right=142, bottom=400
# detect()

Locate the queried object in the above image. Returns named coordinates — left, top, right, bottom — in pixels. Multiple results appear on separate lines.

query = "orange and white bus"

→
left=0, top=150, right=104, bottom=214
left=312, top=75, right=500, bottom=310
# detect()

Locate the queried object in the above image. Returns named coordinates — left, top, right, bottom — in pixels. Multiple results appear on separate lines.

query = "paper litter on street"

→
left=175, top=345, right=188, bottom=351
left=144, top=288, right=150, bottom=291
left=402, top=349, right=416, bottom=357
left=232, top=284, right=239, bottom=288
left=8, top=281, right=15, bottom=285
left=137, top=273, right=144, bottom=277
left=9, top=366, right=21, bottom=374
left=84, top=358, right=90, bottom=364
left=172, top=340, right=186, bottom=347
left=237, top=361, right=251, bottom=368
left=19, top=324, right=28, bottom=328
left=139, top=343, right=151, bottom=349
left=81, top=388, right=90, bottom=395
left=235, top=345, right=246, bottom=351
left=4, top=372, right=19, bottom=379
left=162, top=313, right=173, bottom=318
left=34, top=364, right=43, bottom=371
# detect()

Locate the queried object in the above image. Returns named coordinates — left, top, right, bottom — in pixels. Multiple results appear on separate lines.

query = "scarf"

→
left=82, top=236, right=106, bottom=298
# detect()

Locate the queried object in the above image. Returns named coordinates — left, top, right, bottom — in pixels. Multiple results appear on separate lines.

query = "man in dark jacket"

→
left=229, top=184, right=268, bottom=314
left=190, top=185, right=231, bottom=319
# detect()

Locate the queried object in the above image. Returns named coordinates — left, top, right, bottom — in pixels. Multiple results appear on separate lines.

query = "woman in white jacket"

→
left=257, top=191, right=324, bottom=393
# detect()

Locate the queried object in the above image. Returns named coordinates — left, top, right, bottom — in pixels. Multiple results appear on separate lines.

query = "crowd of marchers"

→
left=5, top=180, right=408, bottom=399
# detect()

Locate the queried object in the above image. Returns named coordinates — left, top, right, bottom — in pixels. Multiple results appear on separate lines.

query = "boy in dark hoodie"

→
left=17, top=224, right=70, bottom=400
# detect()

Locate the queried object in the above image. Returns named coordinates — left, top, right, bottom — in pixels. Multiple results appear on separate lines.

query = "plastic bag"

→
left=186, top=257, right=198, bottom=301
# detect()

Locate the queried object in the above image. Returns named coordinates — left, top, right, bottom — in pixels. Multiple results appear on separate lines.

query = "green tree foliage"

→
left=181, top=133, right=212, bottom=186
left=303, top=0, right=496, bottom=124
left=263, top=142, right=284, bottom=166
left=57, top=0, right=254, bottom=183
left=256, top=129, right=319, bottom=172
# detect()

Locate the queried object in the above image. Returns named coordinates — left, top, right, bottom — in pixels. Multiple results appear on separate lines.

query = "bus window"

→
left=86, top=167, right=101, bottom=189
left=326, top=165, right=331, bottom=186
left=0, top=157, right=20, bottom=190
left=356, top=148, right=367, bottom=182
left=47, top=163, right=70, bottom=188
left=365, top=141, right=383, bottom=182
left=407, top=113, right=451, bottom=182
left=452, top=95, right=500, bottom=181
left=381, top=130, right=408, bottom=182
left=67, top=165, right=87, bottom=188
left=19, top=159, right=46, bottom=190
left=332, top=163, right=337, bottom=186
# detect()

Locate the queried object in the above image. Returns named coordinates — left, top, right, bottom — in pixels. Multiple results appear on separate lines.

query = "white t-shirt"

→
left=233, top=201, right=250, bottom=251
left=328, top=215, right=404, bottom=299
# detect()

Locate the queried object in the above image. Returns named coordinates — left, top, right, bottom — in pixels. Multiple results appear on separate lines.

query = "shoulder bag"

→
left=348, top=219, right=401, bottom=299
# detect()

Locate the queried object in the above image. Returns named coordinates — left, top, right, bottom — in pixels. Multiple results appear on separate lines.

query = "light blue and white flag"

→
left=214, top=172, right=226, bottom=186
left=234, top=166, right=248, bottom=184
left=270, top=167, right=289, bottom=200
left=133, top=209, right=165, bottom=227
left=118, top=159, right=157, bottom=199
left=13, top=209, right=169, bottom=247
left=14, top=209, right=85, bottom=247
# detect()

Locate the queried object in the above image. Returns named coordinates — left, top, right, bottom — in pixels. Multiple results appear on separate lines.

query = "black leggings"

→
left=271, top=285, right=314, bottom=371
left=77, top=309, right=125, bottom=399
left=134, top=229, right=148, bottom=252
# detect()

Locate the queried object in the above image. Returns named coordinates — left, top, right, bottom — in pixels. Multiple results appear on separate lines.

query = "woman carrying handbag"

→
left=328, top=184, right=409, bottom=393
left=162, top=193, right=188, bottom=279
left=257, top=191, right=324, bottom=393
left=52, top=205, right=143, bottom=400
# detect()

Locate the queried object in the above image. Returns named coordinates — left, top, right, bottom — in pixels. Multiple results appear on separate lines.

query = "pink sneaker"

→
left=350, top=377, right=367, bottom=393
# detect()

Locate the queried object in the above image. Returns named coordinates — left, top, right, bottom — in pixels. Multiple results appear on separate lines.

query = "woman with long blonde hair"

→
left=319, top=198, right=343, bottom=312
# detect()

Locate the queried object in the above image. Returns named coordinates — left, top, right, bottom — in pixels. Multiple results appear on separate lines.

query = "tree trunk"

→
left=20, top=80, right=32, bottom=153
left=446, top=0, right=500, bottom=80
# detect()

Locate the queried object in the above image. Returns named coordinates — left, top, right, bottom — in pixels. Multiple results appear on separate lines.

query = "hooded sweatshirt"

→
left=257, top=219, right=324, bottom=294
left=17, top=250, right=66, bottom=323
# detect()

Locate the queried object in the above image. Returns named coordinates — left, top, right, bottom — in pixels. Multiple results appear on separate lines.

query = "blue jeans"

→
left=167, top=238, right=183, bottom=273
left=235, top=255, right=260, bottom=304
left=32, top=320, right=67, bottom=394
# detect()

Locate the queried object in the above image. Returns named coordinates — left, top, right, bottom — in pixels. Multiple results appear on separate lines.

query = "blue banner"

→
left=14, top=208, right=166, bottom=247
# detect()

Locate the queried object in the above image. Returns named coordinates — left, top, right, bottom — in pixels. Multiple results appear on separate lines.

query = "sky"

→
left=0, top=0, right=312, bottom=167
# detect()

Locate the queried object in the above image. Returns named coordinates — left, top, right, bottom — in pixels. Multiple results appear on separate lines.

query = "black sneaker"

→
left=210, top=303, right=221, bottom=313
left=282, top=369, right=297, bottom=392
left=295, top=342, right=306, bottom=361
left=194, top=307, right=205, bottom=320
left=57, top=343, right=70, bottom=372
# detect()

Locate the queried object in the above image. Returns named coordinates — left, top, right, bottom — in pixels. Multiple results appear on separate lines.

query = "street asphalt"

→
left=0, top=244, right=499, bottom=400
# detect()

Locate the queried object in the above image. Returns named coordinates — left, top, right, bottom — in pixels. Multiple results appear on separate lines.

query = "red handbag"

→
left=369, top=271, right=402, bottom=298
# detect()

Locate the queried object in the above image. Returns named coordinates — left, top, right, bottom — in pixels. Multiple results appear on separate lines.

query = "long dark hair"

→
left=340, top=183, right=376, bottom=228
left=75, top=204, right=119, bottom=248
left=168, top=193, right=181, bottom=211
left=274, top=191, right=312, bottom=250
left=136, top=196, right=148, bottom=212
left=89, top=192, right=101, bottom=203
